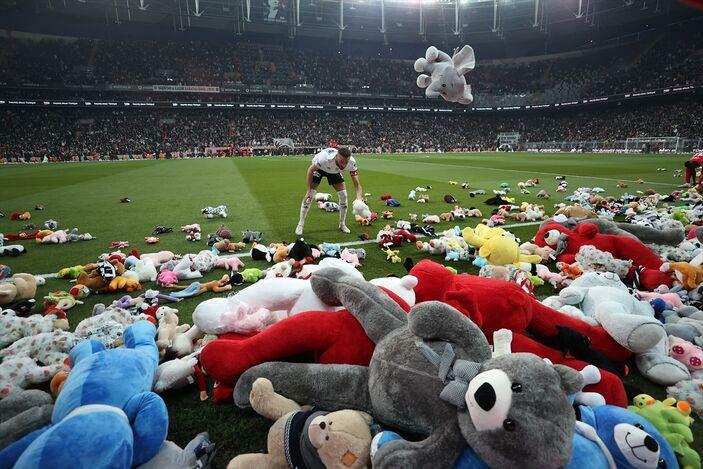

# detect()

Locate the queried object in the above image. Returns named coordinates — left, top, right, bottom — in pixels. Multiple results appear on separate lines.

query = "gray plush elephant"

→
left=414, top=46, right=475, bottom=105
left=234, top=267, right=582, bottom=468
left=540, top=216, right=684, bottom=246
left=0, top=389, right=53, bottom=448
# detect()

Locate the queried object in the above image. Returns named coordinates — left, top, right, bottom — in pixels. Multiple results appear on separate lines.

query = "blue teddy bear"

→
left=373, top=404, right=678, bottom=469
left=0, top=321, right=167, bottom=468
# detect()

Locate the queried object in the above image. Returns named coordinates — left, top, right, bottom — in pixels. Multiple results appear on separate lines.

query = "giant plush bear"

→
left=198, top=275, right=418, bottom=403
left=0, top=321, right=167, bottom=468
left=409, top=260, right=628, bottom=406
left=414, top=45, right=475, bottom=104
left=234, top=267, right=583, bottom=468
left=533, top=222, right=672, bottom=290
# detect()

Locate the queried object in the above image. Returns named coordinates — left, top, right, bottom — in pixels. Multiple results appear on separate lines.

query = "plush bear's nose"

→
left=474, top=382, right=496, bottom=411
left=644, top=435, right=658, bottom=452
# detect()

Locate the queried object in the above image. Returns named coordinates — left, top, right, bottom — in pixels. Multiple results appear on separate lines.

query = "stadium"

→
left=0, top=0, right=702, bottom=466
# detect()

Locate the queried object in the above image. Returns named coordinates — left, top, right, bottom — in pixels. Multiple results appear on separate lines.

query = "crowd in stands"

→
left=1, top=98, right=701, bottom=161
left=0, top=27, right=701, bottom=100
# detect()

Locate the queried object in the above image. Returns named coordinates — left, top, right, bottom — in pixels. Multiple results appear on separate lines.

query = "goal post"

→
left=625, top=136, right=681, bottom=153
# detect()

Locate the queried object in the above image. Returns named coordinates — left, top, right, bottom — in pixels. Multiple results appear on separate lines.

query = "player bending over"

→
left=296, top=147, right=363, bottom=235
left=684, top=151, right=703, bottom=185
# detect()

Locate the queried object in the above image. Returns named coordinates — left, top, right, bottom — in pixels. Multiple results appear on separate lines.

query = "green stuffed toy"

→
left=56, top=265, right=85, bottom=279
left=628, top=394, right=700, bottom=469
left=671, top=210, right=691, bottom=227
left=241, top=268, right=264, bottom=283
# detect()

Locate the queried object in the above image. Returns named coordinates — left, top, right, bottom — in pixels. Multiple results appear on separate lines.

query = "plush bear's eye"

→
left=634, top=423, right=644, bottom=430
left=511, top=383, right=522, bottom=393
left=658, top=458, right=667, bottom=468
left=503, top=419, right=516, bottom=431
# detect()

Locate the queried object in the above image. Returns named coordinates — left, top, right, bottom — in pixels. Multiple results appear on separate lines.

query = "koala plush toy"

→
left=235, top=267, right=582, bottom=468
left=414, top=45, right=475, bottom=105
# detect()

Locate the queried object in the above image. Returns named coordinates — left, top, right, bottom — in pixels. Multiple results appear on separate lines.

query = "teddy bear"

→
left=197, top=272, right=417, bottom=403
left=0, top=274, right=38, bottom=305
left=74, top=304, right=148, bottom=339
left=534, top=221, right=673, bottom=291
left=193, top=258, right=362, bottom=335
left=0, top=311, right=69, bottom=349
left=234, top=267, right=582, bottom=468
left=408, top=260, right=629, bottom=405
left=669, top=335, right=703, bottom=372
left=228, top=377, right=373, bottom=469
left=140, top=250, right=176, bottom=267
left=0, top=322, right=175, bottom=468
left=519, top=241, right=555, bottom=263
left=414, top=45, right=475, bottom=104
left=156, top=310, right=180, bottom=358
left=661, top=261, right=703, bottom=290
left=0, top=389, right=53, bottom=448
left=667, top=378, right=703, bottom=418
left=574, top=245, right=633, bottom=280
left=535, top=264, right=570, bottom=289
left=465, top=230, right=541, bottom=267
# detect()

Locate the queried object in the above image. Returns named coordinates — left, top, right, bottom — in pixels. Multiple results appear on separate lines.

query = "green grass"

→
left=0, top=152, right=699, bottom=462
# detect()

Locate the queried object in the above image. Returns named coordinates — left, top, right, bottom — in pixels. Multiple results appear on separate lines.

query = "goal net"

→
left=625, top=136, right=681, bottom=153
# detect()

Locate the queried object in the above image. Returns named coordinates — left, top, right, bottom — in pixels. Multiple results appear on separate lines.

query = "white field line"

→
left=34, top=220, right=542, bottom=279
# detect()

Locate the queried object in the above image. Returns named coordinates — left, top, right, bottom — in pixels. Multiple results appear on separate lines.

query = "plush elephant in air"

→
left=414, top=45, right=475, bottom=105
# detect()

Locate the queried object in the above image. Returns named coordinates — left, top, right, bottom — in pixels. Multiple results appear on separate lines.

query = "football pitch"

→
left=0, top=151, right=699, bottom=461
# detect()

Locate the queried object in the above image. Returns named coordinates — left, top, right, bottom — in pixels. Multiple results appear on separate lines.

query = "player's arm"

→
left=350, top=171, right=363, bottom=201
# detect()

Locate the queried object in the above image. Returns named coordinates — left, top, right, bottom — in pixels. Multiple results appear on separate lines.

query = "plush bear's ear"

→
left=553, top=364, right=584, bottom=395
left=357, top=411, right=374, bottom=425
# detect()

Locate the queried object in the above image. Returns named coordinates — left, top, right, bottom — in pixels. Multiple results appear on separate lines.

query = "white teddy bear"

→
left=0, top=312, right=69, bottom=349
left=414, top=45, right=475, bottom=104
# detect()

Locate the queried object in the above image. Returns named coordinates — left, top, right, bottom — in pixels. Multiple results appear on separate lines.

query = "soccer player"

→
left=684, top=151, right=703, bottom=185
left=296, top=147, right=363, bottom=235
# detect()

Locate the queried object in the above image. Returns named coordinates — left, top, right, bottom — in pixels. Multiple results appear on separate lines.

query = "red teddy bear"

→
left=409, top=260, right=628, bottom=406
left=533, top=222, right=672, bottom=291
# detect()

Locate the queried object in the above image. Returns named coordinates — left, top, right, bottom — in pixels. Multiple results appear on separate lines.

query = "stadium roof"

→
left=1, top=0, right=701, bottom=54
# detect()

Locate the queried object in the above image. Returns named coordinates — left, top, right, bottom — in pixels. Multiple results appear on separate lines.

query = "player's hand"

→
left=304, top=193, right=313, bottom=205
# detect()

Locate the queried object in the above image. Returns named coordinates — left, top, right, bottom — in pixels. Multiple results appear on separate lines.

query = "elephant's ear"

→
left=453, top=45, right=475, bottom=75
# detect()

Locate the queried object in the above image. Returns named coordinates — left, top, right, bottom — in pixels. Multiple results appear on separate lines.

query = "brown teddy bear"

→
left=216, top=224, right=234, bottom=240
left=0, top=274, right=39, bottom=305
left=439, top=212, right=454, bottom=222
left=228, top=377, right=372, bottom=469
left=213, top=239, right=245, bottom=253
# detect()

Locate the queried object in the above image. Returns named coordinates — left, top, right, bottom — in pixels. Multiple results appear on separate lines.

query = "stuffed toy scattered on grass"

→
left=0, top=274, right=38, bottom=306
left=409, top=260, right=628, bottom=405
left=235, top=268, right=581, bottom=468
left=534, top=221, right=673, bottom=291
left=228, top=377, right=373, bottom=469
left=0, top=390, right=53, bottom=448
left=197, top=271, right=416, bottom=403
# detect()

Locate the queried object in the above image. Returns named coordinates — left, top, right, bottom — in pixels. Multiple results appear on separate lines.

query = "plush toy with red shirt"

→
left=408, top=259, right=628, bottom=406
left=533, top=221, right=672, bottom=291
left=197, top=274, right=418, bottom=403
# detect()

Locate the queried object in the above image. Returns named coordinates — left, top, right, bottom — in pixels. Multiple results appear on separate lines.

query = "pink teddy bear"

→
left=157, top=269, right=179, bottom=287
left=669, top=335, right=703, bottom=371
left=635, top=285, right=685, bottom=309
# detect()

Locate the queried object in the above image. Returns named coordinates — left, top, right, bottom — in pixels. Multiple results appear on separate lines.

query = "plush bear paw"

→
left=596, top=312, right=665, bottom=353
left=636, top=351, right=691, bottom=386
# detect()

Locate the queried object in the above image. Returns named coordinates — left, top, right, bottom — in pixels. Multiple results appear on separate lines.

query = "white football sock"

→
left=337, top=189, right=348, bottom=229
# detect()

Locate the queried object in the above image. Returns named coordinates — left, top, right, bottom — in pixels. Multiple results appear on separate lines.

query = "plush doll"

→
left=242, top=230, right=263, bottom=243
left=228, top=377, right=373, bottom=469
left=534, top=222, right=672, bottom=291
left=414, top=45, right=475, bottom=104
left=197, top=273, right=417, bottom=402
left=0, top=322, right=171, bottom=467
left=408, top=260, right=628, bottom=405
left=194, top=258, right=362, bottom=335
left=661, top=261, right=703, bottom=290
left=628, top=395, right=699, bottom=469
left=0, top=274, right=38, bottom=305
left=202, top=205, right=228, bottom=218
left=234, top=269, right=582, bottom=468
left=669, top=335, right=703, bottom=372
left=0, top=390, right=53, bottom=448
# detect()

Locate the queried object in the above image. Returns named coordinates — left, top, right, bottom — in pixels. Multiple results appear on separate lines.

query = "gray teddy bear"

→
left=235, top=267, right=582, bottom=468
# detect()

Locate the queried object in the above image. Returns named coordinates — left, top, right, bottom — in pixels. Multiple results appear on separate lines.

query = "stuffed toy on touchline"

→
left=234, top=268, right=582, bottom=469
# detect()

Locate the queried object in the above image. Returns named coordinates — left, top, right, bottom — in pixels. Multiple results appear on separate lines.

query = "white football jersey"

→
left=312, top=148, right=358, bottom=175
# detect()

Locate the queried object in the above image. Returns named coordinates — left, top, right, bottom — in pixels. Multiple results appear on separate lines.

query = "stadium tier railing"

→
left=524, top=138, right=702, bottom=153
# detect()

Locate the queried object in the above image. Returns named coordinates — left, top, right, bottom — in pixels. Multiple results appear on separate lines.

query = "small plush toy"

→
left=242, top=230, right=263, bottom=243
left=215, top=256, right=246, bottom=271
left=120, top=197, right=131, bottom=203
left=202, top=205, right=228, bottom=219
left=152, top=226, right=173, bottom=235
left=383, top=247, right=401, bottom=263
left=144, top=236, right=160, bottom=244
left=667, top=378, right=703, bottom=418
left=0, top=274, right=38, bottom=305
left=414, top=45, right=475, bottom=104
left=422, top=214, right=440, bottom=224
left=170, top=275, right=232, bottom=299
left=628, top=394, right=699, bottom=469
left=228, top=377, right=373, bottom=469
left=669, top=335, right=703, bottom=371
left=661, top=261, right=703, bottom=290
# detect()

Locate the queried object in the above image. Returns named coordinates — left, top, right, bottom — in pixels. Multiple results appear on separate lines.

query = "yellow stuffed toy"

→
left=228, top=378, right=373, bottom=469
left=463, top=225, right=541, bottom=266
